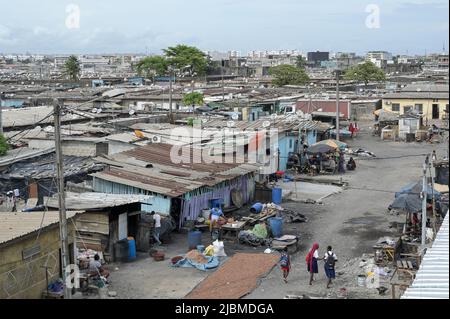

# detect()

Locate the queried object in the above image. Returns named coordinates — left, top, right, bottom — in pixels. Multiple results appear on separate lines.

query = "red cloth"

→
left=306, top=243, right=319, bottom=269
left=349, top=123, right=355, bottom=133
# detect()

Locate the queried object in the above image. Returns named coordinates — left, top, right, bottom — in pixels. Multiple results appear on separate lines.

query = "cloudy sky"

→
left=0, top=0, right=448, bottom=55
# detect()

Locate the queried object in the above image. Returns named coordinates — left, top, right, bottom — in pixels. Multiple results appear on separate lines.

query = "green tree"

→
left=269, top=64, right=310, bottom=87
left=344, top=61, right=386, bottom=87
left=64, top=55, right=81, bottom=81
left=0, top=134, right=10, bottom=156
left=295, top=56, right=307, bottom=69
left=163, top=45, right=209, bottom=76
left=135, top=55, right=168, bottom=79
left=183, top=92, right=204, bottom=106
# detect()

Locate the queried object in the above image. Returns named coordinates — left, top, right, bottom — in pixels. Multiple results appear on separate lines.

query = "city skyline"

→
left=0, top=0, right=448, bottom=55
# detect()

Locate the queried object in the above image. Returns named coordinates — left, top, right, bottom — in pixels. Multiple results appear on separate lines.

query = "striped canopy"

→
left=314, top=139, right=347, bottom=151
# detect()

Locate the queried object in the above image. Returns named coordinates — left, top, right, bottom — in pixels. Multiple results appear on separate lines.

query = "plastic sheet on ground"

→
left=172, top=255, right=220, bottom=271
left=251, top=223, right=268, bottom=239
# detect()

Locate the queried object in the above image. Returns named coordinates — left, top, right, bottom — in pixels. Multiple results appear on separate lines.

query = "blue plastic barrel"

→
left=272, top=188, right=283, bottom=205
left=210, top=199, right=223, bottom=208
left=127, top=237, right=136, bottom=261
left=250, top=202, right=264, bottom=214
left=269, top=217, right=283, bottom=238
left=188, top=231, right=202, bottom=250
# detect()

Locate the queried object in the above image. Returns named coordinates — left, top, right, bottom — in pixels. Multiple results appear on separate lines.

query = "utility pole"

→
left=421, top=155, right=429, bottom=247
left=0, top=92, right=3, bottom=135
left=53, top=98, right=71, bottom=299
left=335, top=70, right=341, bottom=141
left=222, top=60, right=225, bottom=102
left=168, top=71, right=173, bottom=124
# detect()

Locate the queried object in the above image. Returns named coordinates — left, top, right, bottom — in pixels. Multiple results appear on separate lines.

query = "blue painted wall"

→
left=306, top=130, right=318, bottom=145
left=92, top=177, right=172, bottom=215
left=278, top=134, right=298, bottom=171
left=1, top=99, right=25, bottom=107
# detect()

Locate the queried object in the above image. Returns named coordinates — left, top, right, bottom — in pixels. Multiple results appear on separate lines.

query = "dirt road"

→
left=246, top=123, right=448, bottom=299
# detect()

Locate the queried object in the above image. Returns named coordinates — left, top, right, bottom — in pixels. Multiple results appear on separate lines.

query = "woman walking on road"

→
left=306, top=243, right=322, bottom=285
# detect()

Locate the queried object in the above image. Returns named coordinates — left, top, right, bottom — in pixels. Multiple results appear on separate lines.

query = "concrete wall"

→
left=382, top=98, right=449, bottom=121
left=0, top=223, right=75, bottom=299
left=107, top=140, right=138, bottom=155
left=28, top=139, right=107, bottom=157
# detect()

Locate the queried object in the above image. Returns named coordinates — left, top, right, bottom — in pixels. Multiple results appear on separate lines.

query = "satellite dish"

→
left=92, top=108, right=98, bottom=113
left=129, top=110, right=136, bottom=116
left=231, top=113, right=239, bottom=121
left=227, top=121, right=235, bottom=128
left=202, top=119, right=208, bottom=124
left=262, top=121, right=271, bottom=128
left=96, top=108, right=102, bottom=114
left=35, top=125, right=42, bottom=131
left=271, top=114, right=278, bottom=120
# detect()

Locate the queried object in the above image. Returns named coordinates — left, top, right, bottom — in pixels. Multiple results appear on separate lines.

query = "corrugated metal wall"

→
left=92, top=177, right=171, bottom=215
left=179, top=173, right=255, bottom=228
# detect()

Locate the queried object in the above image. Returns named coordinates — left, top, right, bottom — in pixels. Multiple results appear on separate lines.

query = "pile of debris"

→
left=241, top=203, right=307, bottom=225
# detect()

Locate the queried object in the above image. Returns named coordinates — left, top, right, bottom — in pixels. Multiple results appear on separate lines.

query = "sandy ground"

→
left=92, top=121, right=447, bottom=299
left=245, top=122, right=448, bottom=299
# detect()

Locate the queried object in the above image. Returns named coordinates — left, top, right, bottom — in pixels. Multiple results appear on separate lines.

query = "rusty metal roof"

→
left=122, top=143, right=243, bottom=173
left=92, top=166, right=204, bottom=197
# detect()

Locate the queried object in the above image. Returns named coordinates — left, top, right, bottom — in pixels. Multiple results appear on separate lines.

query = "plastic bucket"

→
left=127, top=237, right=136, bottom=261
left=357, top=275, right=366, bottom=287
left=188, top=231, right=202, bottom=250
left=269, top=217, right=283, bottom=238
left=197, top=245, right=205, bottom=253
left=272, top=188, right=283, bottom=205
left=250, top=203, right=263, bottom=214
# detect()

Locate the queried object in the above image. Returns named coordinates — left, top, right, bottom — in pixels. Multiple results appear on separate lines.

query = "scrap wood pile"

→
left=241, top=205, right=278, bottom=225
left=242, top=203, right=307, bottom=225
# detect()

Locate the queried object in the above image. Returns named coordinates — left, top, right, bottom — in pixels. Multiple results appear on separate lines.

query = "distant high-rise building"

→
left=366, top=51, right=393, bottom=62
left=307, top=51, right=329, bottom=66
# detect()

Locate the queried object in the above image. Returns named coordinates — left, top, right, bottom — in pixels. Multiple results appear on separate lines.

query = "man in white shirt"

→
left=324, top=246, right=338, bottom=288
left=151, top=211, right=162, bottom=245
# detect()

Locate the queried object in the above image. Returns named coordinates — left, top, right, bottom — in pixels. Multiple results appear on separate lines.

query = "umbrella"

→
left=316, top=139, right=348, bottom=151
left=389, top=194, right=422, bottom=213
left=307, top=143, right=335, bottom=154
left=395, top=181, right=441, bottom=200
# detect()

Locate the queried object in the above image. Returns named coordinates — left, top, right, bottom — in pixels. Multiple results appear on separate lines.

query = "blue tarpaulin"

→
left=171, top=256, right=220, bottom=271
left=395, top=181, right=441, bottom=200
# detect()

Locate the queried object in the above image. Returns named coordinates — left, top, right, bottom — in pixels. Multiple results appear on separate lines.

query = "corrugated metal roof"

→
left=92, top=167, right=203, bottom=197
left=202, top=117, right=331, bottom=133
left=0, top=211, right=81, bottom=245
left=44, top=192, right=153, bottom=210
left=122, top=143, right=245, bottom=173
left=401, top=212, right=449, bottom=299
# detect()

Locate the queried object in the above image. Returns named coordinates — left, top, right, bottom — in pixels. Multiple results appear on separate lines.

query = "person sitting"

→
left=346, top=157, right=356, bottom=171
left=89, top=254, right=110, bottom=281
left=209, top=206, right=224, bottom=233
